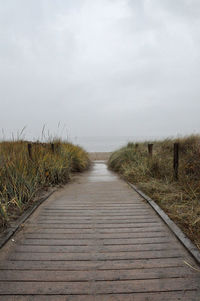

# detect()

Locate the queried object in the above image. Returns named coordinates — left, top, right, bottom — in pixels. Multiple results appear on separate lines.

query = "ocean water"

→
left=71, top=136, right=151, bottom=152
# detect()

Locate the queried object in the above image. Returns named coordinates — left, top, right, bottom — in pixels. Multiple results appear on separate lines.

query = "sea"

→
left=70, top=136, right=156, bottom=152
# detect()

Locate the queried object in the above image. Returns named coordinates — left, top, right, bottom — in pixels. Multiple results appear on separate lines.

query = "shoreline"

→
left=89, top=152, right=112, bottom=161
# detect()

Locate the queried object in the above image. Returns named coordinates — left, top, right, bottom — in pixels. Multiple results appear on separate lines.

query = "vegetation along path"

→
left=0, top=161, right=199, bottom=300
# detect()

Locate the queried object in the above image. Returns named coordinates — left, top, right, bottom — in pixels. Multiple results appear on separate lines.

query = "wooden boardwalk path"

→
left=0, top=161, right=199, bottom=300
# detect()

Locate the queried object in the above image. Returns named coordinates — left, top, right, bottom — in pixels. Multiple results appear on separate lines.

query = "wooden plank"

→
left=0, top=281, right=92, bottom=295
left=34, top=220, right=161, bottom=224
left=9, top=249, right=184, bottom=261
left=0, top=296, right=95, bottom=301
left=39, top=212, right=155, bottom=216
left=24, top=231, right=169, bottom=239
left=43, top=207, right=149, bottom=210
left=0, top=292, right=198, bottom=301
left=94, top=278, right=200, bottom=294
left=0, top=278, right=199, bottom=295
left=21, top=237, right=173, bottom=245
left=36, top=218, right=159, bottom=223
left=15, top=243, right=182, bottom=253
left=44, top=204, right=146, bottom=207
left=39, top=215, right=155, bottom=219
left=95, top=292, right=200, bottom=301
left=0, top=258, right=186, bottom=270
left=0, top=267, right=196, bottom=281
left=98, top=227, right=166, bottom=233
left=27, top=223, right=162, bottom=228
left=24, top=226, right=166, bottom=234
left=40, top=209, right=153, bottom=213
left=103, top=237, right=173, bottom=244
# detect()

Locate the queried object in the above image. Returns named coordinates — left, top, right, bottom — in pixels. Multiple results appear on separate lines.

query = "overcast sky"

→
left=0, top=0, right=200, bottom=142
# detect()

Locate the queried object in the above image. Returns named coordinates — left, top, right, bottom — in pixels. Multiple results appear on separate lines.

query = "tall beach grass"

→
left=0, top=140, right=90, bottom=229
left=108, top=135, right=200, bottom=249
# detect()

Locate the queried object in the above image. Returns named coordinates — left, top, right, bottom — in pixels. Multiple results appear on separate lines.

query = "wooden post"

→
left=148, top=144, right=153, bottom=157
left=173, top=143, right=179, bottom=180
left=27, top=143, right=32, bottom=160
left=51, top=143, right=55, bottom=153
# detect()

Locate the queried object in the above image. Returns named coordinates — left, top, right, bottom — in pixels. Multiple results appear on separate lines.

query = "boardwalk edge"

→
left=128, top=182, right=200, bottom=265
left=0, top=190, right=56, bottom=249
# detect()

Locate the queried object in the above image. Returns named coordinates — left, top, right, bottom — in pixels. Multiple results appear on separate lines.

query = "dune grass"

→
left=0, top=140, right=90, bottom=230
left=108, top=135, right=200, bottom=250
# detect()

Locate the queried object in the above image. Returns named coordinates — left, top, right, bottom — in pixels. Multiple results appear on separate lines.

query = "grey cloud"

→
left=0, top=0, right=199, bottom=143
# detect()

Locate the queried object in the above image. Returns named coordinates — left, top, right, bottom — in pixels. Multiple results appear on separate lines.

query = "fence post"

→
left=173, top=143, right=179, bottom=180
left=135, top=143, right=138, bottom=150
left=148, top=144, right=153, bottom=157
left=27, top=143, right=32, bottom=160
left=51, top=143, right=55, bottom=153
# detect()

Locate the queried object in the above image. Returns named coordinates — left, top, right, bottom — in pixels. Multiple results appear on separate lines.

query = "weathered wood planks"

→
left=0, top=162, right=199, bottom=300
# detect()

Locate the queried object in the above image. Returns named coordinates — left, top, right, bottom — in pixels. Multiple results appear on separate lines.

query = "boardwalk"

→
left=0, top=161, right=199, bottom=300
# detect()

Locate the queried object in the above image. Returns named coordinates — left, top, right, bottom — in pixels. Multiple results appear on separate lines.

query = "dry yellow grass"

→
left=0, top=140, right=90, bottom=230
left=108, top=135, right=200, bottom=249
